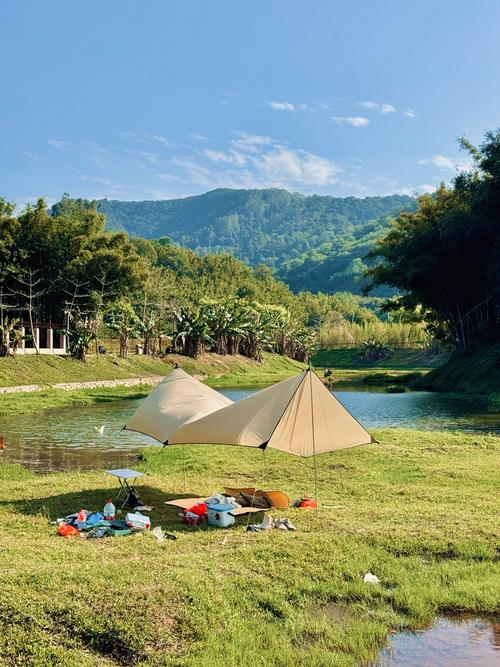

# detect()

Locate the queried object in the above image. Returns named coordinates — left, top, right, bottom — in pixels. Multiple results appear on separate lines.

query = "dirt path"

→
left=0, top=376, right=166, bottom=394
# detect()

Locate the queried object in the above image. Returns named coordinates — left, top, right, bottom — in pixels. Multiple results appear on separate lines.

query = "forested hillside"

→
left=98, top=189, right=417, bottom=294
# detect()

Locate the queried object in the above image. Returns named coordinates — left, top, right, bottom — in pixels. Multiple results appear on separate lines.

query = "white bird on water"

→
left=93, top=425, right=105, bottom=436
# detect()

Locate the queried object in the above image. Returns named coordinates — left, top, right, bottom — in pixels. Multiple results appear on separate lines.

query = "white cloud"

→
left=118, top=131, right=169, bottom=146
left=404, top=108, right=416, bottom=118
left=88, top=142, right=114, bottom=169
left=173, top=131, right=341, bottom=191
left=220, top=91, right=243, bottom=104
left=233, top=131, right=274, bottom=147
left=392, top=184, right=437, bottom=196
left=76, top=174, right=128, bottom=195
left=418, top=154, right=472, bottom=171
left=47, top=139, right=71, bottom=152
left=190, top=133, right=209, bottom=143
left=25, top=151, right=45, bottom=163
left=417, top=183, right=437, bottom=194
left=266, top=101, right=296, bottom=111
left=157, top=173, right=181, bottom=182
left=124, top=149, right=160, bottom=165
left=358, top=101, right=397, bottom=114
left=380, top=103, right=396, bottom=114
left=333, top=116, right=370, bottom=127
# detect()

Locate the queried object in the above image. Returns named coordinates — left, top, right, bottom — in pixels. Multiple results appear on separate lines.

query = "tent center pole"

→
left=309, top=364, right=319, bottom=515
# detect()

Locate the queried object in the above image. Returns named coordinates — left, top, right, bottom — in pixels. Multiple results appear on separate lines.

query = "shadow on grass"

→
left=10, top=485, right=262, bottom=533
left=11, top=486, right=202, bottom=519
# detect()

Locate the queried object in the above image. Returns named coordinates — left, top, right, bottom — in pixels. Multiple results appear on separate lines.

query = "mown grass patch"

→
left=0, top=353, right=305, bottom=417
left=0, top=429, right=498, bottom=665
left=0, top=352, right=305, bottom=389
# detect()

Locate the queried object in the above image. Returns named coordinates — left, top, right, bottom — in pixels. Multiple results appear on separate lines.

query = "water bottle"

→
left=76, top=509, right=86, bottom=530
left=103, top=499, right=116, bottom=520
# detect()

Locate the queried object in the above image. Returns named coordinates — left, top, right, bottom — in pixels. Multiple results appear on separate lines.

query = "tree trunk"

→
left=120, top=335, right=128, bottom=359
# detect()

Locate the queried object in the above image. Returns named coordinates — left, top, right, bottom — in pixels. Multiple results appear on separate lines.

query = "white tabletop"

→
left=106, top=468, right=145, bottom=479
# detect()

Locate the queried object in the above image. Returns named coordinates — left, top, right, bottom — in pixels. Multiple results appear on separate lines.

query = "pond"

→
left=0, top=383, right=498, bottom=471
left=375, top=616, right=500, bottom=666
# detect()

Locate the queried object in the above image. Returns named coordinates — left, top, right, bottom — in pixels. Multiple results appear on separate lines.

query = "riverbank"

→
left=0, top=428, right=498, bottom=665
left=311, top=348, right=442, bottom=385
left=414, top=343, right=500, bottom=412
left=0, top=353, right=306, bottom=416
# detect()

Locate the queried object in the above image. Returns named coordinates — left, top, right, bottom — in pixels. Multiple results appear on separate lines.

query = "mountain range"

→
left=98, top=188, right=417, bottom=294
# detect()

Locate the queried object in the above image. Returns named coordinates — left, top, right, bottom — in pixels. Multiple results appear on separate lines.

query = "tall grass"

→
left=320, top=321, right=428, bottom=349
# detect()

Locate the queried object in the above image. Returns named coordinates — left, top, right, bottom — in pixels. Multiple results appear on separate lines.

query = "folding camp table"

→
left=106, top=468, right=145, bottom=507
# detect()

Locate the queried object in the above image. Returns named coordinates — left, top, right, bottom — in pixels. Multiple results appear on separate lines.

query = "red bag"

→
left=187, top=503, right=208, bottom=516
left=58, top=523, right=80, bottom=537
left=300, top=498, right=317, bottom=509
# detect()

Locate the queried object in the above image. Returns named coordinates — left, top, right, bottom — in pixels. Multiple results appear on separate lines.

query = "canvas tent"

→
left=125, top=367, right=233, bottom=444
left=125, top=367, right=373, bottom=456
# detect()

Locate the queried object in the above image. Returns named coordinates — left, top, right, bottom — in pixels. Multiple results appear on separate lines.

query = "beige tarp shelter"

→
left=125, top=367, right=373, bottom=456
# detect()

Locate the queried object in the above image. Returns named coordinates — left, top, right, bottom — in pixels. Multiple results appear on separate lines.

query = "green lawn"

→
left=0, top=353, right=306, bottom=416
left=0, top=352, right=305, bottom=389
left=0, top=429, right=498, bottom=666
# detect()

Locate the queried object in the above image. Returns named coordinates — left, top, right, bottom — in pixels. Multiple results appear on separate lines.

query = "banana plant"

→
left=174, top=307, right=214, bottom=358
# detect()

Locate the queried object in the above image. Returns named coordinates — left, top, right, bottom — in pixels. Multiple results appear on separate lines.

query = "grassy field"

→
left=0, top=352, right=305, bottom=389
left=0, top=429, right=498, bottom=666
left=0, top=353, right=306, bottom=417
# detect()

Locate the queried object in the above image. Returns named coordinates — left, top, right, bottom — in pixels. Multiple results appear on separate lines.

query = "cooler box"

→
left=125, top=512, right=151, bottom=530
left=207, top=503, right=235, bottom=528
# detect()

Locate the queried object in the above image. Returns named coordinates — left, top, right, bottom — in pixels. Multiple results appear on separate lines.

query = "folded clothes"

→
left=204, top=493, right=241, bottom=509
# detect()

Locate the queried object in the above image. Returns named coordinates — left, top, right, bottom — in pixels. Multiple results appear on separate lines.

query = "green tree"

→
left=105, top=299, right=142, bottom=358
left=366, top=129, right=500, bottom=348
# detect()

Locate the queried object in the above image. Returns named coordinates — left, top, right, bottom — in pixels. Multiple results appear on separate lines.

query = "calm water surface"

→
left=0, top=383, right=498, bottom=471
left=375, top=616, right=500, bottom=667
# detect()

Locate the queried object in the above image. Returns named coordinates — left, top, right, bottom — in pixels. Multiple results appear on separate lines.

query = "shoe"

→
left=256, top=514, right=274, bottom=530
left=246, top=525, right=260, bottom=532
left=282, top=518, right=296, bottom=531
left=273, top=519, right=288, bottom=530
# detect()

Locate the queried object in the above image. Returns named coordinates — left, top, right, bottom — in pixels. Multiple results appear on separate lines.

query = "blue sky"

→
left=2, top=0, right=499, bottom=205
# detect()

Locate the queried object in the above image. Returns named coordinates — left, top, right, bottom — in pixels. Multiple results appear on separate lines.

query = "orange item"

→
left=300, top=498, right=317, bottom=509
left=58, top=523, right=80, bottom=537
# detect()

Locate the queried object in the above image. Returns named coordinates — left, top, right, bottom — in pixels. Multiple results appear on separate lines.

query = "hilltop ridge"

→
left=98, top=188, right=417, bottom=294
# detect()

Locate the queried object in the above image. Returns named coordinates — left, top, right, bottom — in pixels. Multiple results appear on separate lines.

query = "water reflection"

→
left=376, top=617, right=500, bottom=667
left=0, top=383, right=498, bottom=471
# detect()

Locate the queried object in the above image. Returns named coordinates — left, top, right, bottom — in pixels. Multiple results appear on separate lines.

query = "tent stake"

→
left=309, top=362, right=319, bottom=515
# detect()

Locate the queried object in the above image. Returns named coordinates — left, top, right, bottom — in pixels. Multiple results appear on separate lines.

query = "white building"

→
left=12, top=322, right=67, bottom=355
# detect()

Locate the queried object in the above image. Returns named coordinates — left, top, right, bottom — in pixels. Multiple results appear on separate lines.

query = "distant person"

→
left=323, top=368, right=332, bottom=379
left=98, top=345, right=107, bottom=354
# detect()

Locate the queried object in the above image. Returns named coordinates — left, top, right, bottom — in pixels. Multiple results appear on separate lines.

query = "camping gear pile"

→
left=56, top=503, right=152, bottom=539
left=55, top=493, right=158, bottom=539
left=169, top=488, right=291, bottom=529
left=180, top=493, right=241, bottom=527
